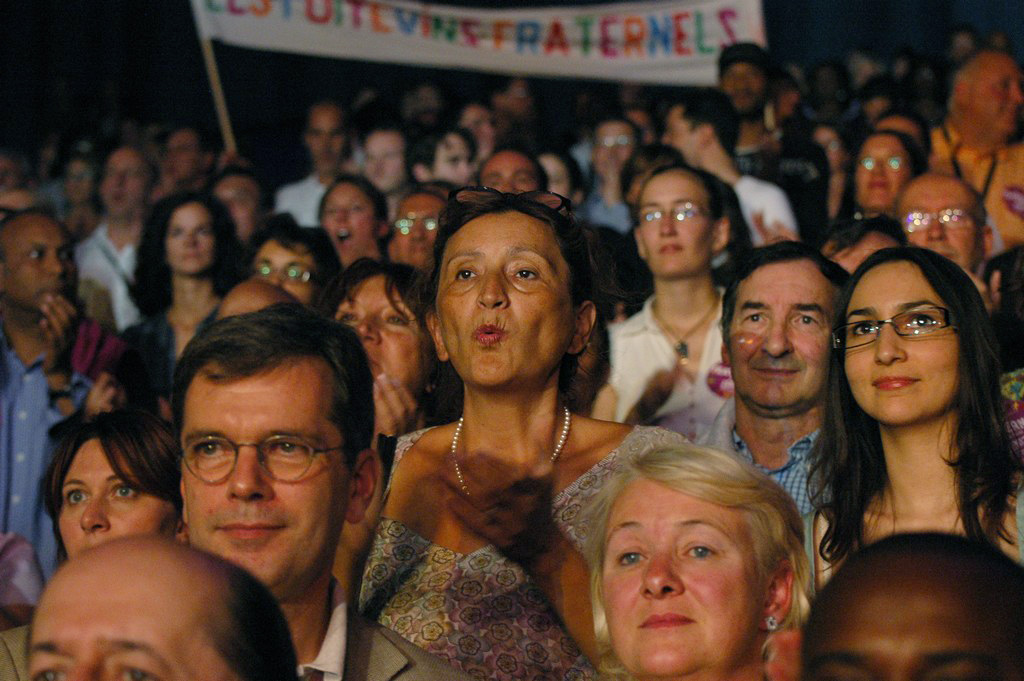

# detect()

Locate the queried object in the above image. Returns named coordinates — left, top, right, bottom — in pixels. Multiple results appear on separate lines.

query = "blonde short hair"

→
left=581, top=444, right=811, bottom=681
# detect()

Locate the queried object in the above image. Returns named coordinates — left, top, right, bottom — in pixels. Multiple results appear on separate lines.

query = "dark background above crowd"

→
left=3, top=0, right=1022, bottom=193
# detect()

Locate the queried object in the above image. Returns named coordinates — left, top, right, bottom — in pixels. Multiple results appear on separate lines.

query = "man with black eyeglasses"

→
left=173, top=305, right=470, bottom=681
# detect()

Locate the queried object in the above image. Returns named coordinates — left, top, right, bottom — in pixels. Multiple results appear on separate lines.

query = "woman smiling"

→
left=810, top=247, right=1023, bottom=584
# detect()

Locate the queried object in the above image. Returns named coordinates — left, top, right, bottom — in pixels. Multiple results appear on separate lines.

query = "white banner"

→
left=190, top=0, right=766, bottom=85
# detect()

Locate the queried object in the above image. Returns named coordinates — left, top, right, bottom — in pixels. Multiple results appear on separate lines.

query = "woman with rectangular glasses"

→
left=809, top=246, right=1023, bottom=588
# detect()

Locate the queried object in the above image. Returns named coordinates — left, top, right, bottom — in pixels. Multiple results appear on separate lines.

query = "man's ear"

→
left=719, top=341, right=730, bottom=368
left=426, top=310, right=450, bottom=362
left=344, top=448, right=380, bottom=525
left=179, top=476, right=190, bottom=532
left=568, top=300, right=597, bottom=355
left=374, top=219, right=389, bottom=240
left=981, top=223, right=993, bottom=262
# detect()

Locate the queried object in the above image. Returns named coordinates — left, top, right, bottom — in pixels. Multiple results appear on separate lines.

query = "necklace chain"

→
left=450, top=406, right=571, bottom=494
left=651, top=293, right=720, bottom=365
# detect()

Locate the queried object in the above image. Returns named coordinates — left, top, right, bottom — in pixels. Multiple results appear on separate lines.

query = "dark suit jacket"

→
left=1, top=614, right=473, bottom=681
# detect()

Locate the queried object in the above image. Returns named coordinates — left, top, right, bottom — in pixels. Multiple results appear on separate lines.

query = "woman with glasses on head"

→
left=358, top=187, right=684, bottom=681
left=809, top=247, right=1023, bottom=587
left=852, top=130, right=925, bottom=220
left=249, top=213, right=339, bottom=304
left=592, top=163, right=733, bottom=441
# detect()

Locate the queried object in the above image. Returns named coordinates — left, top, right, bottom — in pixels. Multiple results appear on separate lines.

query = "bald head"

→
left=30, top=536, right=295, bottom=681
left=802, top=533, right=1024, bottom=681
left=217, top=278, right=300, bottom=319
left=950, top=50, right=1024, bottom=146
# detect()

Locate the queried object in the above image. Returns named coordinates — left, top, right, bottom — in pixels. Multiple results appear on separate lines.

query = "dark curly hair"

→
left=131, top=192, right=244, bottom=316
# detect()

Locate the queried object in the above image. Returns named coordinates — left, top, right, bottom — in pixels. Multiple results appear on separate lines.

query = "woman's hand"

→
left=444, top=450, right=558, bottom=563
left=625, top=364, right=693, bottom=424
left=84, top=372, right=127, bottom=419
left=373, top=373, right=421, bottom=438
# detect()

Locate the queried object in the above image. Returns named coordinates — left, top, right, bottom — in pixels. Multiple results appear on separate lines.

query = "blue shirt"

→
left=0, top=336, right=90, bottom=575
left=732, top=427, right=818, bottom=515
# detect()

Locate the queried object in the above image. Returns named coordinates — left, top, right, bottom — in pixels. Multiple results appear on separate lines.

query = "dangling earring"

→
left=764, top=615, right=779, bottom=631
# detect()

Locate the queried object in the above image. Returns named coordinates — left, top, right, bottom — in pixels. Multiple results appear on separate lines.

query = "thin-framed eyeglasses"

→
left=181, top=435, right=343, bottom=483
left=252, top=261, right=312, bottom=283
left=453, top=186, right=572, bottom=216
left=831, top=305, right=956, bottom=350
left=640, top=202, right=708, bottom=226
left=902, top=209, right=974, bottom=234
left=596, top=134, right=634, bottom=148
left=859, top=156, right=904, bottom=171
left=393, top=215, right=439, bottom=236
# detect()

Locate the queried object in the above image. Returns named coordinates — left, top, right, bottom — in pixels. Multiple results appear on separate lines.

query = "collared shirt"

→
left=75, top=223, right=140, bottom=332
left=275, top=175, right=329, bottom=229
left=931, top=124, right=1024, bottom=249
left=608, top=296, right=732, bottom=441
left=298, top=581, right=348, bottom=681
left=0, top=336, right=90, bottom=575
left=698, top=398, right=817, bottom=514
left=733, top=426, right=817, bottom=515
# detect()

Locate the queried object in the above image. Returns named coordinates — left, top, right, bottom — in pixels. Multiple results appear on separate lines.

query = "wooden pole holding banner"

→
left=198, top=37, right=237, bottom=155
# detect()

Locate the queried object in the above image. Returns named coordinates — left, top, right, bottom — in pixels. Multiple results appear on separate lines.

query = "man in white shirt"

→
left=175, top=305, right=469, bottom=681
left=662, top=87, right=799, bottom=246
left=75, top=146, right=153, bottom=331
left=276, top=101, right=347, bottom=228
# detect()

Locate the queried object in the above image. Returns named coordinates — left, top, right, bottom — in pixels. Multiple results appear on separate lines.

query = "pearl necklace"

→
left=450, top=406, right=572, bottom=494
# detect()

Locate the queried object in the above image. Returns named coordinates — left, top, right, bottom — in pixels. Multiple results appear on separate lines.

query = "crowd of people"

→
left=1, top=25, right=1023, bottom=681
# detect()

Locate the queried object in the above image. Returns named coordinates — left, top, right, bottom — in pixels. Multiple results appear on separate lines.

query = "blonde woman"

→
left=582, top=444, right=810, bottom=681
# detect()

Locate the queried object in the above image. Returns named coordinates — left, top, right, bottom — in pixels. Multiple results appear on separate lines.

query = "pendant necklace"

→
left=652, top=295, right=720, bottom=366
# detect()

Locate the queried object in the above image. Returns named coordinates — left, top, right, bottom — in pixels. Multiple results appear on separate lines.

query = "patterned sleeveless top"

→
left=359, top=425, right=685, bottom=681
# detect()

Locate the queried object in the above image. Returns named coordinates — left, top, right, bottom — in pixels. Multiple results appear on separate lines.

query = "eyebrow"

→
left=739, top=301, right=826, bottom=314
left=607, top=518, right=722, bottom=539
left=61, top=475, right=124, bottom=488
left=846, top=299, right=940, bottom=318
left=807, top=651, right=1001, bottom=670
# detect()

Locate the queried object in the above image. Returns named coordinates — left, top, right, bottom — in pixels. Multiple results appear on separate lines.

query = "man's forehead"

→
left=739, top=260, right=835, bottom=303
left=901, top=177, right=976, bottom=211
left=2, top=214, right=69, bottom=249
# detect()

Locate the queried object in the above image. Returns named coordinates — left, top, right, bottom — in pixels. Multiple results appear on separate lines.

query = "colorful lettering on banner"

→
left=190, top=0, right=766, bottom=85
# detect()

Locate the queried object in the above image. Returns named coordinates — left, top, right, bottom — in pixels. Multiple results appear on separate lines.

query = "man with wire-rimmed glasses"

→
left=172, top=304, right=471, bottom=681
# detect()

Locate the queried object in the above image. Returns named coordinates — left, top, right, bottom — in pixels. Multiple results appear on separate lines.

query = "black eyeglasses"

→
left=831, top=306, right=956, bottom=350
left=182, top=435, right=343, bottom=483
left=453, top=186, right=572, bottom=216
